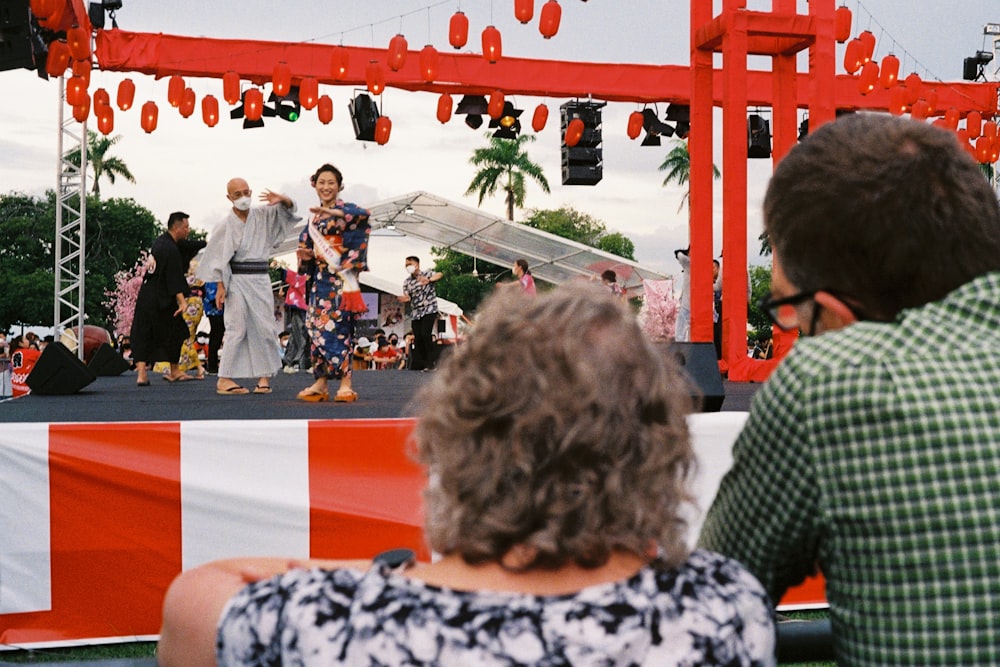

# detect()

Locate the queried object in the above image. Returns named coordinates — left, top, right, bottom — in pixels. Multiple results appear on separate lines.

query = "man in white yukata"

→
left=198, top=177, right=300, bottom=395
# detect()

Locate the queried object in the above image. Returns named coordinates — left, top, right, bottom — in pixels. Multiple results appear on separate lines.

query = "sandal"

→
left=334, top=390, right=358, bottom=403
left=297, top=388, right=329, bottom=402
left=164, top=373, right=193, bottom=383
left=253, top=383, right=272, bottom=394
left=216, top=384, right=249, bottom=395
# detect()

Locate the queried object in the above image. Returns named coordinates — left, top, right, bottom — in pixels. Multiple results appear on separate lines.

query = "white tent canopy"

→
left=277, top=192, right=670, bottom=297
left=358, top=271, right=463, bottom=318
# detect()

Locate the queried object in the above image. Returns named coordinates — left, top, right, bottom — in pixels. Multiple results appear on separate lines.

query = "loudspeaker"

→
left=0, top=0, right=35, bottom=73
left=26, top=342, right=97, bottom=395
left=663, top=342, right=725, bottom=412
left=747, top=114, right=772, bottom=159
left=87, top=342, right=131, bottom=376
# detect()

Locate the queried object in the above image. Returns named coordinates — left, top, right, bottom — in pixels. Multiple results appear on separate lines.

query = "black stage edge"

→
left=1, top=370, right=761, bottom=423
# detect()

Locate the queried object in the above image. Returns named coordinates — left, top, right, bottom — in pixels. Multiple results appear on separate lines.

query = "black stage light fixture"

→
left=747, top=113, right=772, bottom=158
left=640, top=108, right=674, bottom=146
left=456, top=94, right=488, bottom=130
left=88, top=0, right=122, bottom=30
left=665, top=104, right=690, bottom=139
left=963, top=50, right=994, bottom=81
left=269, top=86, right=301, bottom=122
left=489, top=101, right=522, bottom=139
left=349, top=91, right=380, bottom=141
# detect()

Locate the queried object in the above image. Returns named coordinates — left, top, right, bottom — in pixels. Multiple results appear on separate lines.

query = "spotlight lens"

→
left=500, top=116, right=515, bottom=128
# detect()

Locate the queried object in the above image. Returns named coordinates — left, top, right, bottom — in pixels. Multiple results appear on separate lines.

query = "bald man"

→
left=197, top=178, right=300, bottom=395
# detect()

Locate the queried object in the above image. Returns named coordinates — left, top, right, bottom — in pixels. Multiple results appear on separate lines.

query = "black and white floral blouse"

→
left=216, top=549, right=775, bottom=666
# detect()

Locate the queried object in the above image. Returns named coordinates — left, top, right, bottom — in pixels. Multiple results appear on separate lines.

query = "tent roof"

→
left=277, top=192, right=670, bottom=297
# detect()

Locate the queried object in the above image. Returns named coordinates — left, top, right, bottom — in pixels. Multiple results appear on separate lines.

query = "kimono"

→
left=298, top=200, right=371, bottom=381
left=197, top=202, right=300, bottom=379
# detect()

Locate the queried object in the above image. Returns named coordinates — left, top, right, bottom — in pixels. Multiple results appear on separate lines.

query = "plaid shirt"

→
left=700, top=272, right=1000, bottom=666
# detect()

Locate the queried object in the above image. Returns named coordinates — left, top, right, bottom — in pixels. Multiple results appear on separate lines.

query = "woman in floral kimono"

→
left=295, top=163, right=371, bottom=403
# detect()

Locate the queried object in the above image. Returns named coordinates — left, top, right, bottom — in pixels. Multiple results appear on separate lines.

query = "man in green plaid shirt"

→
left=700, top=114, right=1000, bottom=665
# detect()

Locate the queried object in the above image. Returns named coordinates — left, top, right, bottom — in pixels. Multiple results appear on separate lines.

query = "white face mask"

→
left=233, top=196, right=252, bottom=211
left=405, top=264, right=417, bottom=275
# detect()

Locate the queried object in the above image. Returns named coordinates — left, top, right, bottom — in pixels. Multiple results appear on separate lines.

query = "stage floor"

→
left=1, top=368, right=760, bottom=423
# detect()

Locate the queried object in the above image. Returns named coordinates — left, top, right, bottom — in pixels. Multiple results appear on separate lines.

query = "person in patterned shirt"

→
left=700, top=113, right=1000, bottom=666
left=157, top=282, right=776, bottom=667
left=398, top=255, right=442, bottom=371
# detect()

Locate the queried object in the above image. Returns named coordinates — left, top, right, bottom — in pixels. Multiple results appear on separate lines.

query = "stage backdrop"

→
left=0, top=414, right=825, bottom=648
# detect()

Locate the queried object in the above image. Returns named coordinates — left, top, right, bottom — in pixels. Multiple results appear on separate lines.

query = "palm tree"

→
left=658, top=139, right=720, bottom=213
left=466, top=133, right=550, bottom=221
left=65, top=130, right=136, bottom=198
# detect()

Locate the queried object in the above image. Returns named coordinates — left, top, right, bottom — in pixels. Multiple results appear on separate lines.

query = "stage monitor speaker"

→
left=87, top=342, right=131, bottom=376
left=663, top=341, right=725, bottom=412
left=26, top=341, right=97, bottom=395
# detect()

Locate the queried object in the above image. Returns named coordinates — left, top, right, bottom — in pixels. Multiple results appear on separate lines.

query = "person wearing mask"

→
left=398, top=256, right=442, bottom=371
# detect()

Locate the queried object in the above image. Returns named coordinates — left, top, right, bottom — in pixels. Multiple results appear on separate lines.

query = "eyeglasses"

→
left=758, top=290, right=817, bottom=332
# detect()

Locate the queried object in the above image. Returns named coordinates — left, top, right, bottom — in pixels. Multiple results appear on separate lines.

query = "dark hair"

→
left=405, top=256, right=420, bottom=265
left=765, top=114, right=1000, bottom=320
left=167, top=211, right=189, bottom=229
left=515, top=259, right=531, bottom=275
left=601, top=269, right=616, bottom=282
left=311, top=163, right=343, bottom=187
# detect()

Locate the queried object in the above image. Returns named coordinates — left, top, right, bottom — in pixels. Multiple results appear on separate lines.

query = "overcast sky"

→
left=1, top=0, right=998, bottom=281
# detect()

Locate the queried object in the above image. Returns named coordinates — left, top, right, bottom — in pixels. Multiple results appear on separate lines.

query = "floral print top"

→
left=216, top=549, right=775, bottom=666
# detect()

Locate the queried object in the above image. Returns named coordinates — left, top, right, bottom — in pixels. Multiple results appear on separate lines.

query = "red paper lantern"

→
left=30, top=0, right=57, bottom=19
left=140, top=100, right=158, bottom=133
left=317, top=95, right=333, bottom=125
left=924, top=88, right=938, bottom=115
left=976, top=135, right=991, bottom=163
left=93, top=87, right=110, bottom=108
left=910, top=99, right=930, bottom=120
left=116, top=78, right=135, bottom=110
left=244, top=88, right=264, bottom=121
left=202, top=94, right=219, bottom=127
left=857, top=61, right=879, bottom=95
left=843, top=38, right=863, bottom=74
left=879, top=54, right=899, bottom=88
left=222, top=71, right=241, bottom=105
left=366, top=60, right=385, bottom=96
left=903, top=73, right=922, bottom=105
left=966, top=111, right=982, bottom=138
left=857, top=30, right=875, bottom=64
left=627, top=110, right=644, bottom=139
left=38, top=0, right=64, bottom=29
left=375, top=116, right=392, bottom=145
left=565, top=117, right=584, bottom=147
left=330, top=46, right=350, bottom=80
left=888, top=85, right=908, bottom=116
left=514, top=0, right=534, bottom=24
left=177, top=88, right=195, bottom=118
left=72, top=57, right=91, bottom=86
left=387, top=34, right=408, bottom=71
left=834, top=5, right=852, bottom=43
left=67, top=26, right=90, bottom=61
left=436, top=92, right=453, bottom=124
left=272, top=61, right=292, bottom=97
left=449, top=11, right=469, bottom=49
left=96, top=104, right=113, bottom=135
left=532, top=103, right=548, bottom=132
left=539, top=0, right=561, bottom=39
left=488, top=90, right=505, bottom=119
left=72, top=94, right=90, bottom=122
left=482, top=25, right=502, bottom=63
left=66, top=75, right=88, bottom=106
left=944, top=108, right=960, bottom=130
left=983, top=120, right=997, bottom=139
left=419, top=45, right=439, bottom=82
left=167, top=75, right=185, bottom=107
left=299, top=77, right=319, bottom=110
left=45, top=40, right=70, bottom=77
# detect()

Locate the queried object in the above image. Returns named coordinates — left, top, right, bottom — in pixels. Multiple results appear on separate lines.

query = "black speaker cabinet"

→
left=662, top=341, right=725, bottom=412
left=26, top=342, right=97, bottom=395
left=87, top=342, right=131, bottom=376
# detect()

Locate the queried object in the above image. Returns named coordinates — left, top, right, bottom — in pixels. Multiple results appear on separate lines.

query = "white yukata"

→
left=197, top=202, right=300, bottom=380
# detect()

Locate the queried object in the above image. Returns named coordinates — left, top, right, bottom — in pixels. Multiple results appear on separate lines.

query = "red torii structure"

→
left=50, top=0, right=1000, bottom=376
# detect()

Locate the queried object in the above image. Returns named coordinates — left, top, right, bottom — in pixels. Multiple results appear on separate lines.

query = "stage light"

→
left=349, top=91, right=380, bottom=142
left=456, top=94, right=488, bottom=130
left=489, top=101, right=523, bottom=139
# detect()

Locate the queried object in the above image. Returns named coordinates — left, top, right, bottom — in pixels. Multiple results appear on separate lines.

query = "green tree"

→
left=466, top=133, right=550, bottom=221
left=430, top=248, right=507, bottom=315
left=747, top=263, right=773, bottom=340
left=65, top=130, right=137, bottom=198
left=0, top=191, right=158, bottom=332
left=658, top=139, right=720, bottom=213
left=595, top=232, right=636, bottom=261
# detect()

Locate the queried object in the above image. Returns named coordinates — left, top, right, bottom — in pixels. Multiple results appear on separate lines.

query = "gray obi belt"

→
left=229, top=261, right=269, bottom=275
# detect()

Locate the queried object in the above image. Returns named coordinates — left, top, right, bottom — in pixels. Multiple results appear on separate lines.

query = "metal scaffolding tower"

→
left=53, top=75, right=87, bottom=360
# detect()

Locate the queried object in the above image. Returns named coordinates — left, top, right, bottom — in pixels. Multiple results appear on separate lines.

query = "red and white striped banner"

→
left=0, top=413, right=825, bottom=648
